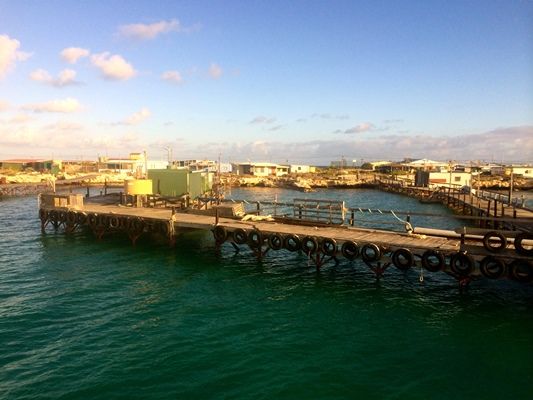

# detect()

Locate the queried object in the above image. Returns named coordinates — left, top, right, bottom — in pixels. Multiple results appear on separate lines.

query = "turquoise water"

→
left=0, top=188, right=532, bottom=399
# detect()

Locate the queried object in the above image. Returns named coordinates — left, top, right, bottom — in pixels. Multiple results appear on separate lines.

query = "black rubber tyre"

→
left=321, top=238, right=337, bottom=257
left=76, top=212, right=87, bottom=225
left=130, top=217, right=144, bottom=232
left=88, top=213, right=97, bottom=227
left=67, top=211, right=77, bottom=224
left=450, top=252, right=475, bottom=276
left=392, top=248, right=414, bottom=270
left=49, top=210, right=59, bottom=222
left=341, top=241, right=359, bottom=260
left=248, top=229, right=263, bottom=248
left=508, top=259, right=533, bottom=283
left=58, top=210, right=67, bottom=223
left=479, top=256, right=505, bottom=279
left=482, top=231, right=507, bottom=253
left=109, top=216, right=120, bottom=229
left=267, top=233, right=284, bottom=250
left=361, top=243, right=381, bottom=262
left=514, top=233, right=533, bottom=256
left=284, top=234, right=301, bottom=252
left=421, top=250, right=445, bottom=272
left=302, top=236, right=318, bottom=254
left=213, top=225, right=227, bottom=242
left=233, top=228, right=247, bottom=245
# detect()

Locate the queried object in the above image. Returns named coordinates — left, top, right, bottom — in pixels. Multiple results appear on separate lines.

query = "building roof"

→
left=406, top=158, right=447, bottom=166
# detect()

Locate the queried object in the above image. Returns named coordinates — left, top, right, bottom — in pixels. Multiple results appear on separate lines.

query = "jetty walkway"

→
left=38, top=192, right=533, bottom=288
left=376, top=179, right=533, bottom=233
left=1, top=182, right=53, bottom=197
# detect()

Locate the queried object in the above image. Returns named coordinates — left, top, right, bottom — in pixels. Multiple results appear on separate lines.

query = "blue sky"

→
left=0, top=0, right=531, bottom=164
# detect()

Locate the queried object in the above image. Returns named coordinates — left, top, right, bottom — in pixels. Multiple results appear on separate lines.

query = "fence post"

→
left=486, top=200, right=491, bottom=228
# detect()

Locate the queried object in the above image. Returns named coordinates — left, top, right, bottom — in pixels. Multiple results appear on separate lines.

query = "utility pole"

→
left=448, top=160, right=453, bottom=188
left=509, top=169, right=514, bottom=205
left=143, top=150, right=148, bottom=179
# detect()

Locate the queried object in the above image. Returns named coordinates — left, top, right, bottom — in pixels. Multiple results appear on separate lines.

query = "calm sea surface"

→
left=1, top=188, right=532, bottom=399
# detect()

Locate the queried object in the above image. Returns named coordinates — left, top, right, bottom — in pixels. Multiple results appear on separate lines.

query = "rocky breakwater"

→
left=474, top=176, right=533, bottom=190
left=221, top=171, right=377, bottom=191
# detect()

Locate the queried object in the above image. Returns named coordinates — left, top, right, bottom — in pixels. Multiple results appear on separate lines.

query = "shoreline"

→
left=1, top=170, right=532, bottom=192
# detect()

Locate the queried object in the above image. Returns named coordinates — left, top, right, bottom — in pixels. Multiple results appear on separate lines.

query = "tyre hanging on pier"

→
left=129, top=217, right=145, bottom=233
left=58, top=210, right=67, bottom=223
left=109, top=216, right=120, bottom=229
left=284, top=234, right=301, bottom=252
left=248, top=229, right=263, bottom=248
left=421, top=250, right=445, bottom=272
left=341, top=241, right=359, bottom=260
left=392, top=248, right=414, bottom=270
left=513, top=233, right=533, bottom=256
left=321, top=238, right=337, bottom=257
left=479, top=256, right=505, bottom=279
left=361, top=243, right=381, bottom=263
left=49, top=210, right=58, bottom=222
left=267, top=233, right=284, bottom=250
left=96, top=214, right=108, bottom=228
left=508, top=259, right=532, bottom=283
left=232, top=228, right=247, bottom=245
left=67, top=211, right=77, bottom=225
left=301, top=236, right=318, bottom=255
left=213, top=225, right=227, bottom=243
left=88, top=213, right=98, bottom=227
left=449, top=252, right=475, bottom=276
left=76, top=212, right=87, bottom=225
left=482, top=231, right=507, bottom=253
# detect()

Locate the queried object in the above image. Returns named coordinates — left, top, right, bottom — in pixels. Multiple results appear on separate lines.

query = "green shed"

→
left=148, top=169, right=213, bottom=198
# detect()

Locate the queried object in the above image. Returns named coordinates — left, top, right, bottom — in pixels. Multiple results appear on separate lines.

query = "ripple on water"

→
left=0, top=192, right=532, bottom=399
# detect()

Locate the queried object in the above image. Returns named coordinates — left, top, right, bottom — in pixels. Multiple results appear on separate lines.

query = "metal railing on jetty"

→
left=38, top=191, right=533, bottom=289
left=0, top=182, right=54, bottom=197
left=197, top=196, right=532, bottom=234
left=375, top=178, right=533, bottom=233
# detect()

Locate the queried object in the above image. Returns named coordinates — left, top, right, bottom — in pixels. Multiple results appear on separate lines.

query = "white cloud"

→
left=22, top=97, right=83, bottom=113
left=123, top=107, right=151, bottom=125
left=29, top=69, right=51, bottom=82
left=91, top=52, right=136, bottom=80
left=30, top=68, right=79, bottom=87
left=343, top=122, right=375, bottom=134
left=0, top=34, right=32, bottom=79
left=161, top=70, right=183, bottom=84
left=250, top=116, right=276, bottom=124
left=118, top=19, right=184, bottom=40
left=0, top=100, right=9, bottom=111
left=43, top=120, right=84, bottom=132
left=208, top=63, right=223, bottom=79
left=9, top=114, right=33, bottom=124
left=60, top=47, right=90, bottom=64
left=196, top=126, right=533, bottom=165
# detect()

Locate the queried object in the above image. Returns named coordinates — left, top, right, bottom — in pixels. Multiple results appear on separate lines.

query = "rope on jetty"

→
left=390, top=210, right=413, bottom=233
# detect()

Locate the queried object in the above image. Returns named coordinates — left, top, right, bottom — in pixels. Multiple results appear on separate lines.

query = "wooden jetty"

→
left=376, top=179, right=533, bottom=233
left=37, top=192, right=533, bottom=288
left=1, top=182, right=53, bottom=197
